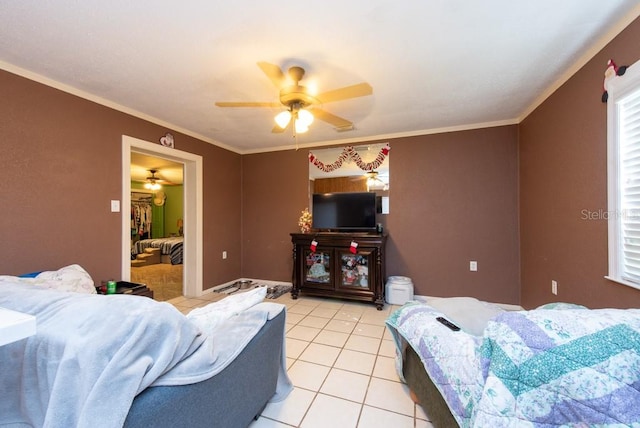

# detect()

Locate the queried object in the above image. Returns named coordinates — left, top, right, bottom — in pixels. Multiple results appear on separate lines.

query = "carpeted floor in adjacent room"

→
left=130, top=263, right=182, bottom=301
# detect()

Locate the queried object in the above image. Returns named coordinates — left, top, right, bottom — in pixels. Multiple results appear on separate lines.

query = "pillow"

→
left=18, top=271, right=42, bottom=278
left=27, top=264, right=97, bottom=294
left=535, top=302, right=588, bottom=310
left=427, top=296, right=505, bottom=336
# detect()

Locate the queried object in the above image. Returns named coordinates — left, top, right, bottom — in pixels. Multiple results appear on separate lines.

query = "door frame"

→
left=121, top=135, right=203, bottom=297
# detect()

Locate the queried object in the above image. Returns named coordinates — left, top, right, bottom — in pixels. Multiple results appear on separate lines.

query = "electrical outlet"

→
left=470, top=261, right=477, bottom=271
left=222, top=251, right=227, bottom=260
left=551, top=280, right=558, bottom=295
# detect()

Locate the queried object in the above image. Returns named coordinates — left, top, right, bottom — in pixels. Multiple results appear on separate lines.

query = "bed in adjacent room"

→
left=386, top=298, right=640, bottom=427
left=133, top=236, right=184, bottom=264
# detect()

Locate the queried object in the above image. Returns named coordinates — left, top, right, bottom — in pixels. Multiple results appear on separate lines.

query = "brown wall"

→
left=0, top=70, right=242, bottom=290
left=8, top=17, right=640, bottom=309
left=241, top=149, right=310, bottom=281
left=387, top=129, right=520, bottom=304
left=241, top=127, right=521, bottom=305
left=519, top=17, right=640, bottom=309
left=1, top=68, right=519, bottom=304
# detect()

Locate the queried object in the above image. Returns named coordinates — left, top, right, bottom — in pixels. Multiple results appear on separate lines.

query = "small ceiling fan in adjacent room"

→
left=144, top=169, right=165, bottom=191
left=215, top=62, right=373, bottom=135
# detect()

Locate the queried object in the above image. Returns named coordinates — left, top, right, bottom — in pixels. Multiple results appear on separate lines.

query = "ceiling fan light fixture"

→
left=144, top=169, right=162, bottom=190
left=364, top=170, right=389, bottom=191
left=297, top=109, right=314, bottom=127
left=216, top=62, right=372, bottom=138
left=144, top=181, right=161, bottom=191
left=275, top=110, right=292, bottom=129
left=294, top=120, right=309, bottom=134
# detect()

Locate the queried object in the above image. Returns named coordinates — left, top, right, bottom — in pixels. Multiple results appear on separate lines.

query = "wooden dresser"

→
left=290, top=232, right=387, bottom=310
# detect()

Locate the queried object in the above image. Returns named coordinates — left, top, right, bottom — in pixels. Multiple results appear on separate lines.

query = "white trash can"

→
left=385, top=276, right=414, bottom=305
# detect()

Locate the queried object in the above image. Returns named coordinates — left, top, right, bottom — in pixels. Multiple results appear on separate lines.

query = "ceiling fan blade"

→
left=215, top=101, right=281, bottom=108
left=271, top=124, right=286, bottom=133
left=312, top=108, right=353, bottom=130
left=257, top=62, right=286, bottom=88
left=316, top=83, right=373, bottom=104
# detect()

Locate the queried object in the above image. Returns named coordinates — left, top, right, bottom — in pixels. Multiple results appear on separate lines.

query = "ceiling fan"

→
left=352, top=170, right=389, bottom=191
left=144, top=169, right=164, bottom=190
left=215, top=62, right=373, bottom=134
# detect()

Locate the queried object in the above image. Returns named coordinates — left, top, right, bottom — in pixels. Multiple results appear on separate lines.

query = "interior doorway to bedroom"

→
left=121, top=136, right=203, bottom=299
left=130, top=153, right=184, bottom=300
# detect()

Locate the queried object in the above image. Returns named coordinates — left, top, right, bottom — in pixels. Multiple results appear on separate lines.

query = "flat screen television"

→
left=312, top=192, right=376, bottom=231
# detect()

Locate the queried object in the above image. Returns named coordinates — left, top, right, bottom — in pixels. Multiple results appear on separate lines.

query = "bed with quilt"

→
left=386, top=297, right=640, bottom=427
left=0, top=265, right=292, bottom=428
left=133, top=236, right=184, bottom=264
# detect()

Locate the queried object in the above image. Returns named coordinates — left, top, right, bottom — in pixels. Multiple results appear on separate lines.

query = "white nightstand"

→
left=0, top=307, right=36, bottom=346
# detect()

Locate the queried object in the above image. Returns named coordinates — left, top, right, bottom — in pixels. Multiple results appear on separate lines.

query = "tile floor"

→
left=168, top=292, right=434, bottom=428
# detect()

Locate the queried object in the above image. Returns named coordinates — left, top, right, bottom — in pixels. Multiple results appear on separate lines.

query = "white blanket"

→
left=186, top=286, right=267, bottom=332
left=0, top=279, right=288, bottom=428
left=0, top=264, right=97, bottom=294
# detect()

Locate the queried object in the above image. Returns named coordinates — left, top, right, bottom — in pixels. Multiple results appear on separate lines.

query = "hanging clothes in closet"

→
left=131, top=200, right=153, bottom=240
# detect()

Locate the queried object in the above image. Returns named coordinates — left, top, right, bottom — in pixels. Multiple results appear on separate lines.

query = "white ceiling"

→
left=1, top=1, right=639, bottom=155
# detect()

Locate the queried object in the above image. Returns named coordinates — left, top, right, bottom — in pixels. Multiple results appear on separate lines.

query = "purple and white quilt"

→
left=386, top=301, right=640, bottom=427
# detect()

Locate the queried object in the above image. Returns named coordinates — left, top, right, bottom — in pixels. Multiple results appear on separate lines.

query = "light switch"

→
left=470, top=261, right=478, bottom=271
left=111, top=200, right=120, bottom=212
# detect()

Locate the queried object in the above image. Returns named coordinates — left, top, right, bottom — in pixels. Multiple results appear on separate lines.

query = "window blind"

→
left=619, top=87, right=640, bottom=283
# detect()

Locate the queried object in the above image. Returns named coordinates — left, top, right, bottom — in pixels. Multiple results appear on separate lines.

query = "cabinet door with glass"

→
left=338, top=250, right=373, bottom=292
left=303, top=249, right=332, bottom=289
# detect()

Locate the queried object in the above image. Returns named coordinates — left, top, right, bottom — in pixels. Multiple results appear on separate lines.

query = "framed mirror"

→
left=308, top=143, right=390, bottom=212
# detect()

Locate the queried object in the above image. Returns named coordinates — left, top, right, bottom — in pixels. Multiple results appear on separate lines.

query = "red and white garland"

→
left=309, top=143, right=390, bottom=173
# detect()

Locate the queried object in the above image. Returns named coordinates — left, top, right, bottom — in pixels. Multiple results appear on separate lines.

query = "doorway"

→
left=121, top=135, right=203, bottom=297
